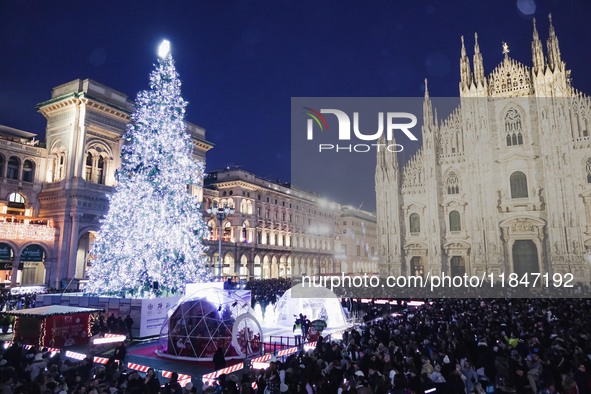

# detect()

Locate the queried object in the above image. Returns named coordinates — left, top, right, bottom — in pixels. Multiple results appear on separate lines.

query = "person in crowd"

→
left=213, top=347, right=227, bottom=371
left=164, top=372, right=182, bottom=394
left=462, top=360, right=479, bottom=394
left=124, top=314, right=134, bottom=340
left=113, top=343, right=127, bottom=364
left=293, top=315, right=303, bottom=347
left=106, top=313, right=116, bottom=333
left=144, top=367, right=161, bottom=393
left=302, top=315, right=310, bottom=341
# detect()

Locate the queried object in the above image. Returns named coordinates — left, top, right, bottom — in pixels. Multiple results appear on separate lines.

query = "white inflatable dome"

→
left=273, top=283, right=347, bottom=329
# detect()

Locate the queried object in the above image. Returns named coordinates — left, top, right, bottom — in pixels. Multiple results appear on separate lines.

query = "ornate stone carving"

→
left=511, top=219, right=534, bottom=233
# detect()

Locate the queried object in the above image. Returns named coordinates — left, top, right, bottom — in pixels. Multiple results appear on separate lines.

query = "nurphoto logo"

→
left=304, top=106, right=418, bottom=153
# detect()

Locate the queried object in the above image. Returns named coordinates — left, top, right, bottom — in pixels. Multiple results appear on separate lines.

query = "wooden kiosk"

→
left=1, top=305, right=103, bottom=348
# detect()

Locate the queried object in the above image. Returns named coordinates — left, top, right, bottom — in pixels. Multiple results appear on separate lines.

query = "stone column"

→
left=10, top=252, right=20, bottom=287
left=68, top=213, right=83, bottom=279
left=44, top=258, right=57, bottom=288
left=53, top=216, right=69, bottom=286
left=91, top=156, right=99, bottom=183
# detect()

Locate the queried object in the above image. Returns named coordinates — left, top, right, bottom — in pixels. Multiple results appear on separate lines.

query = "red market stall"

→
left=1, top=305, right=103, bottom=348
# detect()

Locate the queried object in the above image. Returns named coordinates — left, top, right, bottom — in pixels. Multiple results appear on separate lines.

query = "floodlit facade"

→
left=202, top=168, right=379, bottom=279
left=376, top=16, right=591, bottom=282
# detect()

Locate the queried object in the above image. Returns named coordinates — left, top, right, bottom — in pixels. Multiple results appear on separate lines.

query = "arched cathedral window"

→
left=586, top=157, right=591, bottom=183
left=505, top=108, right=524, bottom=146
left=409, top=213, right=420, bottom=234
left=449, top=211, right=461, bottom=231
left=510, top=171, right=528, bottom=198
left=445, top=172, right=460, bottom=195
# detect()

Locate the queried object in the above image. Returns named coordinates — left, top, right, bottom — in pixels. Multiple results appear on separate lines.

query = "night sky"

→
left=2, top=0, right=591, bottom=189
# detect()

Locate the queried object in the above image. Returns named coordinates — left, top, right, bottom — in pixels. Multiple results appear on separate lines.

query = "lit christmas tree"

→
left=86, top=40, right=210, bottom=297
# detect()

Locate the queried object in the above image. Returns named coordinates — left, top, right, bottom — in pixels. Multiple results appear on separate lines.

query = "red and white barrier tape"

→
left=65, top=350, right=87, bottom=360
left=162, top=371, right=191, bottom=381
left=127, top=362, right=150, bottom=373
left=93, top=356, right=111, bottom=364
left=202, top=362, right=245, bottom=379
left=4, top=341, right=59, bottom=353
left=251, top=353, right=272, bottom=363
left=4, top=340, right=195, bottom=385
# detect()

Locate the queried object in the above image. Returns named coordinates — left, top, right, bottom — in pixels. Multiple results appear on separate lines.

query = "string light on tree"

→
left=86, top=40, right=210, bottom=298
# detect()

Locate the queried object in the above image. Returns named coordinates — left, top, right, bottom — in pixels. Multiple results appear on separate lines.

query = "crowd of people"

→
left=91, top=314, right=134, bottom=339
left=0, top=289, right=40, bottom=312
left=0, top=343, right=196, bottom=394
left=0, top=288, right=80, bottom=313
left=245, top=279, right=292, bottom=310
left=2, top=284, right=591, bottom=394
left=223, top=298, right=591, bottom=394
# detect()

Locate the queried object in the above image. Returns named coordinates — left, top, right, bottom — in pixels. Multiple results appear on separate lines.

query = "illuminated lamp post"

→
left=207, top=201, right=235, bottom=280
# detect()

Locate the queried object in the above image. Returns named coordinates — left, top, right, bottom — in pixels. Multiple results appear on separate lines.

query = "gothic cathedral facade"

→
left=376, top=16, right=591, bottom=283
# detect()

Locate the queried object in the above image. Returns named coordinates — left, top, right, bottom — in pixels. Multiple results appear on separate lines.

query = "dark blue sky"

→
left=1, top=0, right=591, bottom=184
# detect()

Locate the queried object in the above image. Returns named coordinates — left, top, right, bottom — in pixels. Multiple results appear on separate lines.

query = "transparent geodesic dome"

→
left=157, top=286, right=255, bottom=360
left=274, top=283, right=347, bottom=329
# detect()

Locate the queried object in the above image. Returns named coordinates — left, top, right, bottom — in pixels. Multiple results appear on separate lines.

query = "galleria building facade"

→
left=376, top=16, right=591, bottom=282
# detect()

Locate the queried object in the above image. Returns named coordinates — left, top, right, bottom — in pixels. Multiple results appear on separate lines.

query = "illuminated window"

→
left=8, top=192, right=25, bottom=204
left=223, top=222, right=231, bottom=241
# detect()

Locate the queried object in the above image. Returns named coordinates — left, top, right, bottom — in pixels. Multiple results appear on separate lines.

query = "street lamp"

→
left=207, top=201, right=235, bottom=281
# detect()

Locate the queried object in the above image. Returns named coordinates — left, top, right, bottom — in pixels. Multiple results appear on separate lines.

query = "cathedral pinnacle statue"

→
left=502, top=42, right=510, bottom=57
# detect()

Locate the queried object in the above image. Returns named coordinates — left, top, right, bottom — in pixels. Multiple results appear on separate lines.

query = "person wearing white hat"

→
left=27, top=353, right=47, bottom=381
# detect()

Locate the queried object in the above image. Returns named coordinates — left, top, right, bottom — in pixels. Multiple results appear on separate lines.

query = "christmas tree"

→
left=86, top=40, right=210, bottom=298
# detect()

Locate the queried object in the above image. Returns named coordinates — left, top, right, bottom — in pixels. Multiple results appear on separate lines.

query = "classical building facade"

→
left=376, top=16, right=591, bottom=282
left=0, top=79, right=212, bottom=288
left=337, top=207, right=378, bottom=275
left=202, top=168, right=378, bottom=279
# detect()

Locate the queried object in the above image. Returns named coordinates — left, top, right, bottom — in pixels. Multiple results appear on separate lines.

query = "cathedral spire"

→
left=531, top=17, right=546, bottom=75
left=473, top=32, right=485, bottom=87
left=546, top=13, right=563, bottom=72
left=460, top=35, right=472, bottom=90
left=423, top=78, right=434, bottom=129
